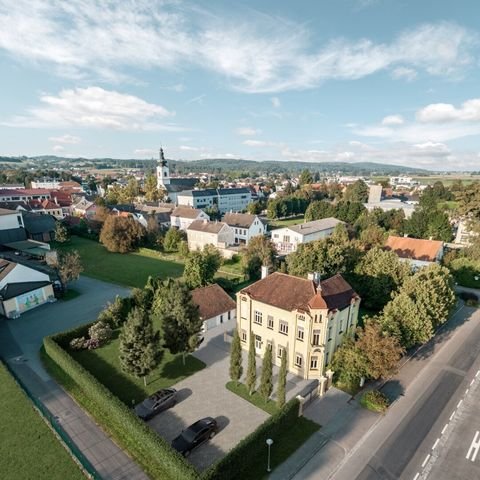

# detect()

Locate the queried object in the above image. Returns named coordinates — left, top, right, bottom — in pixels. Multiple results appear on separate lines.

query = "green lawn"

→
left=269, top=215, right=305, bottom=230
left=0, top=362, right=85, bottom=480
left=59, top=236, right=185, bottom=288
left=71, top=329, right=205, bottom=405
left=226, top=381, right=279, bottom=415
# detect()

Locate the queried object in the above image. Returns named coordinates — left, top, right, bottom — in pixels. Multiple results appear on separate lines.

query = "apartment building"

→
left=177, top=187, right=252, bottom=214
left=237, top=271, right=360, bottom=392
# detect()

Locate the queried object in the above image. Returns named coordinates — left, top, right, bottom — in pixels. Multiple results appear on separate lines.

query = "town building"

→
left=237, top=271, right=360, bottom=392
left=385, top=235, right=444, bottom=269
left=0, top=189, right=51, bottom=203
left=170, top=206, right=210, bottom=231
left=71, top=198, right=97, bottom=218
left=222, top=213, right=267, bottom=245
left=271, top=217, right=344, bottom=254
left=0, top=258, right=54, bottom=318
left=454, top=219, right=478, bottom=246
left=177, top=187, right=252, bottom=214
left=191, top=283, right=236, bottom=331
left=364, top=198, right=415, bottom=218
left=186, top=220, right=234, bottom=255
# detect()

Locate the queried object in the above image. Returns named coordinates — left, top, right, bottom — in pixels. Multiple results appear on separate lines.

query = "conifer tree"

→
left=229, top=329, right=243, bottom=385
left=259, top=346, right=273, bottom=402
left=119, top=307, right=160, bottom=386
left=245, top=333, right=257, bottom=395
left=276, top=349, right=288, bottom=408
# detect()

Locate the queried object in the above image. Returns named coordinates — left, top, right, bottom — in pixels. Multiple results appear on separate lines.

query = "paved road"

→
left=331, top=304, right=480, bottom=480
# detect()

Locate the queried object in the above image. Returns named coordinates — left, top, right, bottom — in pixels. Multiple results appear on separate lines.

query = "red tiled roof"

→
left=191, top=284, right=236, bottom=320
left=385, top=235, right=443, bottom=262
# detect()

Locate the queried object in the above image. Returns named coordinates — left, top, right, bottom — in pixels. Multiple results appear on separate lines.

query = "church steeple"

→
left=157, top=146, right=170, bottom=187
left=159, top=147, right=167, bottom=167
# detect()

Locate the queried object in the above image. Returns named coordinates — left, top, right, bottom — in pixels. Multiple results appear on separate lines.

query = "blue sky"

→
left=1, top=0, right=480, bottom=170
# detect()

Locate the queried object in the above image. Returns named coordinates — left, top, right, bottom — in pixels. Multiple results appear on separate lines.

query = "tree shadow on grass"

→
left=159, top=354, right=205, bottom=381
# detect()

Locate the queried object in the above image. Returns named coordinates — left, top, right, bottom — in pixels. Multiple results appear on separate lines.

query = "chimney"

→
left=261, top=265, right=270, bottom=279
left=308, top=272, right=321, bottom=289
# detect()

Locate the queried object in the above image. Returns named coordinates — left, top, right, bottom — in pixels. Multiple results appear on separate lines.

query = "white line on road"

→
left=432, top=438, right=440, bottom=450
left=466, top=431, right=480, bottom=462
left=470, top=379, right=475, bottom=386
left=413, top=473, right=420, bottom=480
left=441, top=424, right=449, bottom=435
left=457, top=399, right=463, bottom=409
left=476, top=370, right=480, bottom=378
left=450, top=411, right=456, bottom=421
left=465, top=388, right=469, bottom=395
left=422, top=454, right=431, bottom=467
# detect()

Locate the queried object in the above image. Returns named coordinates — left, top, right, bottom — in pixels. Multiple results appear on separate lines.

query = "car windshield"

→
left=143, top=398, right=157, bottom=409
left=182, top=427, right=199, bottom=443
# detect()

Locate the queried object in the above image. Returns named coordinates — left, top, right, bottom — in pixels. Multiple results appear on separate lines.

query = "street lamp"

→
left=266, top=438, right=274, bottom=473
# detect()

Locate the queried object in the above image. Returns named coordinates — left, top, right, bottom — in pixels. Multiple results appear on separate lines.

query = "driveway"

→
left=148, top=320, right=315, bottom=471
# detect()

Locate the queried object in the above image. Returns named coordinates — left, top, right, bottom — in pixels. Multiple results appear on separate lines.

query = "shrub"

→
left=69, top=337, right=86, bottom=350
left=360, top=390, right=390, bottom=413
left=88, top=321, right=113, bottom=346
left=43, top=332, right=198, bottom=480
left=84, top=338, right=101, bottom=350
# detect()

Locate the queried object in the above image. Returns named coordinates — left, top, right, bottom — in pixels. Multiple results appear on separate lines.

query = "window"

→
left=241, top=296, right=247, bottom=302
left=17, top=216, right=22, bottom=227
left=283, top=235, right=290, bottom=243
left=279, top=320, right=288, bottom=335
left=220, top=314, right=223, bottom=324
left=241, top=330, right=247, bottom=342
left=267, top=315, right=274, bottom=329
left=328, top=325, right=332, bottom=342
left=277, top=345, right=285, bottom=359
left=267, top=340, right=273, bottom=351
left=298, top=314, right=305, bottom=322
left=254, top=311, right=263, bottom=325
left=228, top=310, right=231, bottom=320
left=310, top=356, right=318, bottom=370
left=313, top=330, right=321, bottom=346
left=297, top=326, right=304, bottom=341
left=273, top=233, right=279, bottom=238
left=295, top=354, right=303, bottom=367
left=255, top=335, right=262, bottom=350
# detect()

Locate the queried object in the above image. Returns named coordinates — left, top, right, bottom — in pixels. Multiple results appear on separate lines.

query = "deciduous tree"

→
left=241, top=235, right=276, bottom=279
left=99, top=216, right=145, bottom=253
left=183, top=245, right=222, bottom=288
left=54, top=222, right=69, bottom=243
left=56, top=250, right=83, bottom=288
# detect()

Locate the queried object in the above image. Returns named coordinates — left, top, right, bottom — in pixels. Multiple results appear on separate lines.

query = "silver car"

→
left=134, top=388, right=177, bottom=420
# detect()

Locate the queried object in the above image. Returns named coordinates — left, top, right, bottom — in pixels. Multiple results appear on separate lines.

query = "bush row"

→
left=43, top=334, right=198, bottom=480
left=202, top=398, right=300, bottom=480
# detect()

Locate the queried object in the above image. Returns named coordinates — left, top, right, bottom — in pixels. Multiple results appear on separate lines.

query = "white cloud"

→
left=243, top=139, right=277, bottom=147
left=391, top=66, right=417, bottom=81
left=381, top=115, right=405, bottom=126
left=0, top=2, right=476, bottom=93
left=179, top=145, right=199, bottom=151
left=235, top=127, right=261, bottom=136
left=416, top=98, right=480, bottom=123
left=52, top=145, right=64, bottom=152
left=134, top=148, right=157, bottom=156
left=48, top=134, right=81, bottom=144
left=3, top=86, right=183, bottom=131
left=271, top=97, right=281, bottom=108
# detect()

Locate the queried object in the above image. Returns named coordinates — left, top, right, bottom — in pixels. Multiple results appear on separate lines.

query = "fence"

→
left=1, top=359, right=100, bottom=480
left=297, top=379, right=320, bottom=408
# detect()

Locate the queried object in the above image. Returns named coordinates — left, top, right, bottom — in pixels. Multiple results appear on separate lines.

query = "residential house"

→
left=22, top=213, right=56, bottom=242
left=271, top=217, right=344, bottom=254
left=191, top=283, right=236, bottom=331
left=171, top=206, right=210, bottom=231
left=186, top=220, right=234, bottom=254
left=0, top=188, right=51, bottom=203
left=177, top=187, right=252, bottom=214
left=0, top=258, right=54, bottom=318
left=72, top=198, right=97, bottom=218
left=237, top=271, right=360, bottom=393
left=455, top=219, right=478, bottom=246
left=385, top=235, right=444, bottom=269
left=29, top=199, right=64, bottom=220
left=222, top=213, right=267, bottom=245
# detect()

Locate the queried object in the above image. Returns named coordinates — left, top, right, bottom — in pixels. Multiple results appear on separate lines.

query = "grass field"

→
left=59, top=236, right=185, bottom=288
left=72, top=328, right=205, bottom=405
left=0, top=362, right=85, bottom=480
left=269, top=215, right=305, bottom=230
left=226, top=381, right=279, bottom=415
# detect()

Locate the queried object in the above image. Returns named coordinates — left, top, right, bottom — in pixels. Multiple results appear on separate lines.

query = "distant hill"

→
left=2, top=155, right=430, bottom=175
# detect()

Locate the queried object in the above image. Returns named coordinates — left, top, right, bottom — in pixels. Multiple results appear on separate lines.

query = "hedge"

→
left=202, top=398, right=300, bottom=480
left=43, top=333, right=198, bottom=480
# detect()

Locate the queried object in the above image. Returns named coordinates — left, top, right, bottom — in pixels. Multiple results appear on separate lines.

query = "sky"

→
left=1, top=0, right=480, bottom=171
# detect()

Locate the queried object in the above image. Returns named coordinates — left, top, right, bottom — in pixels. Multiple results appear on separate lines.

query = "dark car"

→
left=171, top=417, right=218, bottom=457
left=134, top=388, right=177, bottom=420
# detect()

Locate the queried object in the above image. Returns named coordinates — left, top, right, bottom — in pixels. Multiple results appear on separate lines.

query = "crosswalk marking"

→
left=466, top=431, right=480, bottom=462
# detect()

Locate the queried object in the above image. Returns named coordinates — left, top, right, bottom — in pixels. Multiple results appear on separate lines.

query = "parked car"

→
left=134, top=388, right=177, bottom=420
left=171, top=417, right=218, bottom=457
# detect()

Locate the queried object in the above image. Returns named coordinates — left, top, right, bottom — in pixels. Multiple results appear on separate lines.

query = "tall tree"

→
left=183, top=245, right=222, bottom=288
left=229, top=329, right=243, bottom=386
left=259, top=347, right=273, bottom=402
left=99, top=216, right=145, bottom=253
left=241, top=235, right=276, bottom=280
left=304, top=200, right=334, bottom=222
left=56, top=251, right=83, bottom=289
left=330, top=337, right=368, bottom=388
left=163, top=227, right=185, bottom=252
left=119, top=307, right=160, bottom=386
left=344, top=180, right=369, bottom=203
left=54, top=222, right=69, bottom=243
left=299, top=169, right=313, bottom=186
left=245, top=333, right=257, bottom=395
left=144, top=173, right=160, bottom=201
left=276, top=349, right=287, bottom=408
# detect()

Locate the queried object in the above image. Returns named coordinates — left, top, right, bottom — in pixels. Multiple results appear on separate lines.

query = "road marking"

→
left=457, top=399, right=463, bottom=409
left=413, top=473, right=420, bottom=480
left=465, top=388, right=469, bottom=395
left=466, top=431, right=480, bottom=462
left=441, top=424, right=449, bottom=435
left=422, top=454, right=431, bottom=467
left=476, top=370, right=480, bottom=378
left=470, top=379, right=475, bottom=386
left=432, top=438, right=440, bottom=450
left=450, top=411, right=456, bottom=421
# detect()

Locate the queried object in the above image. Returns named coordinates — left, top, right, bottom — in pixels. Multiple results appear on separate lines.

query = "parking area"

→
left=148, top=320, right=315, bottom=471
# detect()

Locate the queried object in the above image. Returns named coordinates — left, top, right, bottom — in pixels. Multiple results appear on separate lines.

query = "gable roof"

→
left=0, top=280, right=51, bottom=300
left=0, top=259, right=17, bottom=281
left=385, top=235, right=443, bottom=262
left=191, top=283, right=236, bottom=320
left=240, top=272, right=358, bottom=312
left=223, top=213, right=262, bottom=229
left=286, top=217, right=344, bottom=236
left=0, top=208, right=17, bottom=216
left=187, top=220, right=228, bottom=234
left=22, top=213, right=56, bottom=234
left=171, top=206, right=203, bottom=219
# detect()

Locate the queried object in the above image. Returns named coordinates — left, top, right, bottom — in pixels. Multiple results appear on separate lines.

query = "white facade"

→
left=156, top=147, right=171, bottom=189
left=31, top=180, right=60, bottom=189
left=0, top=263, right=50, bottom=289
left=186, top=222, right=235, bottom=252
left=177, top=188, right=252, bottom=214
left=171, top=209, right=209, bottom=230
left=203, top=308, right=236, bottom=331
left=0, top=210, right=24, bottom=230
left=223, top=214, right=267, bottom=245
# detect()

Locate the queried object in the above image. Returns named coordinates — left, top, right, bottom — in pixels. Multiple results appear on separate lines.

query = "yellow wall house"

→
left=237, top=271, right=360, bottom=394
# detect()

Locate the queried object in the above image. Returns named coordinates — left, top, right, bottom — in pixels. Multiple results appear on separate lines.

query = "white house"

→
left=72, top=198, right=97, bottom=218
left=170, top=206, right=210, bottom=231
left=0, top=259, right=54, bottom=318
left=385, top=235, right=444, bottom=269
left=0, top=208, right=24, bottom=230
left=191, top=283, right=236, bottom=331
left=271, top=217, right=344, bottom=254
left=186, top=220, right=235, bottom=253
left=455, top=219, right=478, bottom=246
left=222, top=213, right=267, bottom=245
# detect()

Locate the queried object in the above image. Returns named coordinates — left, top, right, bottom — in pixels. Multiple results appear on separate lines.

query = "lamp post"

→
left=266, top=438, right=274, bottom=473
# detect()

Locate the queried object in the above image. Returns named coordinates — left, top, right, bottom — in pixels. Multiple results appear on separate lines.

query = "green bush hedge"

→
left=360, top=390, right=390, bottom=413
left=43, top=334, right=198, bottom=480
left=202, top=398, right=300, bottom=480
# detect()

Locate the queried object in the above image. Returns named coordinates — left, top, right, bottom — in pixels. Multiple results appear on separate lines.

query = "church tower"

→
left=156, top=147, right=170, bottom=188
